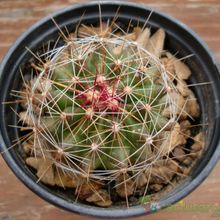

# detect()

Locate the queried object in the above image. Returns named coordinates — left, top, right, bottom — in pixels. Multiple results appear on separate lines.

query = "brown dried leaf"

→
left=67, top=32, right=76, bottom=41
left=185, top=91, right=200, bottom=118
left=136, top=159, right=179, bottom=188
left=159, top=123, right=186, bottom=155
left=136, top=27, right=151, bottom=48
left=34, top=77, right=51, bottom=93
left=151, top=178, right=178, bottom=201
left=167, top=53, right=191, bottom=80
left=19, top=79, right=45, bottom=114
left=26, top=157, right=78, bottom=188
left=146, top=28, right=165, bottom=59
left=180, top=120, right=191, bottom=137
left=86, top=189, right=112, bottom=207
left=176, top=80, right=191, bottom=97
left=194, top=132, right=204, bottom=143
left=182, top=157, right=193, bottom=166
left=26, top=157, right=55, bottom=186
left=146, top=160, right=178, bottom=184
left=151, top=179, right=178, bottom=201
left=191, top=143, right=202, bottom=153
left=161, top=57, right=175, bottom=81
left=173, top=147, right=186, bottom=162
left=168, top=160, right=179, bottom=173
left=77, top=181, right=103, bottom=200
left=22, top=141, right=33, bottom=154
left=19, top=111, right=35, bottom=126
left=149, top=183, right=163, bottom=192
left=133, top=27, right=142, bottom=38
left=112, top=30, right=142, bottom=56
left=182, top=166, right=192, bottom=176
left=78, top=23, right=112, bottom=38
left=116, top=174, right=134, bottom=198
left=161, top=91, right=186, bottom=118
left=54, top=171, right=78, bottom=188
left=124, top=32, right=137, bottom=41
left=191, top=132, right=205, bottom=153
left=136, top=173, right=149, bottom=188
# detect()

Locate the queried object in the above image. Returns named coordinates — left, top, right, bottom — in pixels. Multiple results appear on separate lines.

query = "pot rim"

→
left=0, top=1, right=220, bottom=218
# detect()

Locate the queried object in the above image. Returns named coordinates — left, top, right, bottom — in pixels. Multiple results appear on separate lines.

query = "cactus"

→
left=14, top=21, right=203, bottom=207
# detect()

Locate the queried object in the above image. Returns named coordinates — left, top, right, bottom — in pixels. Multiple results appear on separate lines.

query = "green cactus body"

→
left=30, top=35, right=176, bottom=175
left=19, top=27, right=189, bottom=206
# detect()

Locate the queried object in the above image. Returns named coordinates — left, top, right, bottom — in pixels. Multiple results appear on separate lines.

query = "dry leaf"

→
left=185, top=91, right=200, bottom=118
left=116, top=174, right=134, bottom=198
left=22, top=141, right=33, bottom=154
left=145, top=160, right=179, bottom=184
left=26, top=157, right=78, bottom=188
left=19, top=111, right=35, bottom=126
left=136, top=27, right=151, bottom=48
left=176, top=80, right=191, bottom=97
left=86, top=189, right=112, bottom=207
left=191, top=132, right=205, bottom=153
left=146, top=28, right=165, bottom=59
left=123, top=32, right=137, bottom=41
left=173, top=147, right=186, bottom=162
left=54, top=171, right=77, bottom=188
left=167, top=53, right=191, bottom=80
left=182, top=157, right=193, bottom=166
left=133, top=27, right=142, bottom=38
left=77, top=181, right=103, bottom=200
left=136, top=173, right=149, bottom=188
left=149, top=183, right=163, bottom=192
left=180, top=120, right=191, bottom=137
left=26, top=157, right=55, bottom=186
left=159, top=123, right=186, bottom=155
left=161, top=91, right=186, bottom=118
left=78, top=23, right=112, bottom=38
left=161, top=57, right=175, bottom=81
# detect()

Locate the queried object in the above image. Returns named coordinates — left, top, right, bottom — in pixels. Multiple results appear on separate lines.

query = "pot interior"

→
left=1, top=2, right=220, bottom=216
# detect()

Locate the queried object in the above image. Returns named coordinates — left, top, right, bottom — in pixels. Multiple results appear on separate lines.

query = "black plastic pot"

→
left=0, top=1, right=220, bottom=218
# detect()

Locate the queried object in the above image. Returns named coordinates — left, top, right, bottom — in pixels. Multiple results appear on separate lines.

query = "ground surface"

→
left=0, top=0, right=220, bottom=219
